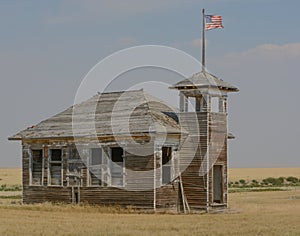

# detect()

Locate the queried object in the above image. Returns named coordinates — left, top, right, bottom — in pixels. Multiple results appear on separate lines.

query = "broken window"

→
left=67, top=148, right=83, bottom=186
left=110, top=147, right=124, bottom=187
left=162, top=147, right=172, bottom=184
left=89, top=148, right=102, bottom=186
left=31, top=149, right=43, bottom=185
left=49, top=149, right=62, bottom=186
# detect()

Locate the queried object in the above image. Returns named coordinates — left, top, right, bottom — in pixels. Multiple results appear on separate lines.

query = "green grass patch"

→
left=0, top=184, right=22, bottom=191
left=229, top=187, right=288, bottom=193
left=229, top=176, right=300, bottom=188
left=0, top=195, right=22, bottom=199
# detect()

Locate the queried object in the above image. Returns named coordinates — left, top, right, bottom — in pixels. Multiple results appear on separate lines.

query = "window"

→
left=188, top=97, right=196, bottom=112
left=49, top=149, right=62, bottom=186
left=162, top=147, right=172, bottom=184
left=31, top=149, right=43, bottom=185
left=67, top=148, right=83, bottom=186
left=211, top=97, right=219, bottom=113
left=201, top=96, right=208, bottom=112
left=89, top=148, right=102, bottom=186
left=110, top=147, right=124, bottom=187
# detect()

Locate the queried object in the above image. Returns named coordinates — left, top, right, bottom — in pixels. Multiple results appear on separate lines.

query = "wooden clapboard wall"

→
left=178, top=112, right=228, bottom=210
left=21, top=138, right=180, bottom=210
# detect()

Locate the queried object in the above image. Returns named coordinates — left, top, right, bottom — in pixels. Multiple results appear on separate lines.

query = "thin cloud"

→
left=225, top=43, right=300, bottom=61
left=209, top=42, right=300, bottom=72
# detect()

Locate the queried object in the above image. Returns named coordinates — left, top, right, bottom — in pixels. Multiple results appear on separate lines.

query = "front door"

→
left=213, top=165, right=223, bottom=203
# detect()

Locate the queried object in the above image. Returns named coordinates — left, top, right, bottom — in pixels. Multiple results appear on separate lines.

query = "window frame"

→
left=109, top=146, right=125, bottom=188
left=29, top=148, right=44, bottom=186
left=211, top=96, right=219, bottom=113
left=48, top=149, right=63, bottom=186
left=67, top=147, right=83, bottom=187
left=88, top=147, right=103, bottom=187
left=161, top=146, right=173, bottom=185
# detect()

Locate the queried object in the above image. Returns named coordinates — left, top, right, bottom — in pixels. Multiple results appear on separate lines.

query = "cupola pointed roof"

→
left=170, top=71, right=239, bottom=92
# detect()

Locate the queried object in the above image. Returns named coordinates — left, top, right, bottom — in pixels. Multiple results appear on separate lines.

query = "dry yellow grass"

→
left=229, top=167, right=300, bottom=182
left=0, top=189, right=299, bottom=236
left=0, top=168, right=21, bottom=186
left=0, top=168, right=299, bottom=235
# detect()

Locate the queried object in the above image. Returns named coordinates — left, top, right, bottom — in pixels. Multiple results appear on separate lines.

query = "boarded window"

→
left=67, top=148, right=83, bottom=186
left=49, top=149, right=62, bottom=186
left=162, top=147, right=172, bottom=184
left=89, top=148, right=102, bottom=186
left=31, top=149, right=43, bottom=185
left=110, top=147, right=124, bottom=187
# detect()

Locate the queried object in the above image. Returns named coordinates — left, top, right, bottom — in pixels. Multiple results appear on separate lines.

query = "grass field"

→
left=229, top=167, right=300, bottom=182
left=0, top=168, right=21, bottom=186
left=2, top=167, right=299, bottom=187
left=0, top=168, right=299, bottom=236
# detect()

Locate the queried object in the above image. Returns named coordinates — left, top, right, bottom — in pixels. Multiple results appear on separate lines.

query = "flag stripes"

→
left=205, top=15, right=224, bottom=30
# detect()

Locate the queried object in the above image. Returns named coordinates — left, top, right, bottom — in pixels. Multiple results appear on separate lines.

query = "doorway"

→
left=213, top=165, right=223, bottom=203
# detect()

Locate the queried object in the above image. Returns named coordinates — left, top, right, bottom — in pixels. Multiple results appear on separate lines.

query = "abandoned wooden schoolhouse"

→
left=9, top=71, right=238, bottom=213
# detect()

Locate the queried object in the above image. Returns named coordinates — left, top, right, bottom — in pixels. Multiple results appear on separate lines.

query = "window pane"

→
left=111, top=164, right=122, bottom=176
left=211, top=97, right=219, bottom=112
left=111, top=147, right=123, bottom=163
left=68, top=162, right=82, bottom=173
left=162, top=166, right=171, bottom=184
left=89, top=148, right=102, bottom=186
left=68, top=162, right=82, bottom=186
left=69, top=148, right=80, bottom=160
left=162, top=147, right=171, bottom=165
left=50, top=149, right=62, bottom=185
left=162, top=147, right=172, bottom=184
left=67, top=148, right=84, bottom=186
left=91, top=148, right=102, bottom=165
left=50, top=163, right=61, bottom=185
left=111, top=147, right=123, bottom=186
left=51, top=149, right=62, bottom=161
left=32, top=150, right=43, bottom=185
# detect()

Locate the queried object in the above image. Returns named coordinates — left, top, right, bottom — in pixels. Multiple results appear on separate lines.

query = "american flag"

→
left=205, top=15, right=224, bottom=30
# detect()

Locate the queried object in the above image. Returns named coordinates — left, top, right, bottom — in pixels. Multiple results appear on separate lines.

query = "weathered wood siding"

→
left=178, top=112, right=208, bottom=210
left=21, top=138, right=180, bottom=209
left=156, top=184, right=178, bottom=209
left=209, top=113, right=228, bottom=206
left=178, top=112, right=228, bottom=210
left=80, top=188, right=154, bottom=208
left=23, top=186, right=72, bottom=204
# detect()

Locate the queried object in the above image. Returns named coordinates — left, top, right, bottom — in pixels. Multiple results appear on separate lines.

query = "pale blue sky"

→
left=1, top=0, right=300, bottom=167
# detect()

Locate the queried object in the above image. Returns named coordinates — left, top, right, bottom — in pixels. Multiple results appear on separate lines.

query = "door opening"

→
left=213, top=165, right=223, bottom=203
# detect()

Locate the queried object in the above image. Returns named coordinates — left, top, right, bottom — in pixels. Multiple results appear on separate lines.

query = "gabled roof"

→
left=170, top=71, right=239, bottom=92
left=8, top=90, right=184, bottom=140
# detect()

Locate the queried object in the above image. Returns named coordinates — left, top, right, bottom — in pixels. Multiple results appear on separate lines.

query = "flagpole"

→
left=202, top=8, right=206, bottom=73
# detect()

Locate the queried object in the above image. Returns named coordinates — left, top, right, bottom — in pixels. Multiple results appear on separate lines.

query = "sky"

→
left=1, top=0, right=300, bottom=168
